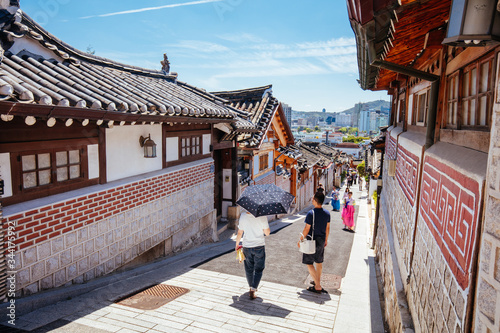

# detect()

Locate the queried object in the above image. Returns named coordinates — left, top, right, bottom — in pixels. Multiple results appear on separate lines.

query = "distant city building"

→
left=282, top=103, right=292, bottom=126
left=359, top=110, right=370, bottom=133
left=335, top=113, right=352, bottom=127
left=322, top=108, right=326, bottom=113
left=297, top=118, right=307, bottom=125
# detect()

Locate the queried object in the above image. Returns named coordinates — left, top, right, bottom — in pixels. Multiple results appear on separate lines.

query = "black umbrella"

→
left=236, top=184, right=295, bottom=217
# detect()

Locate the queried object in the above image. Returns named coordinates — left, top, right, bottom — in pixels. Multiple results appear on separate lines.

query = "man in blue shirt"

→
left=298, top=192, right=330, bottom=293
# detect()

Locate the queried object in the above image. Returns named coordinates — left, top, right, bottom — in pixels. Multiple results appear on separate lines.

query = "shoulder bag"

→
left=299, top=210, right=316, bottom=254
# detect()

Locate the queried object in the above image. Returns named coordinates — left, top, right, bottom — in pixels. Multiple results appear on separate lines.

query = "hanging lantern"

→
left=443, top=0, right=500, bottom=47
left=139, top=134, right=157, bottom=158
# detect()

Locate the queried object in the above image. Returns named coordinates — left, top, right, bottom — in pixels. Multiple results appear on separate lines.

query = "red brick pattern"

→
left=5, top=162, right=214, bottom=251
left=395, top=146, right=419, bottom=206
left=275, top=174, right=291, bottom=193
left=255, top=171, right=275, bottom=186
left=419, top=156, right=480, bottom=289
left=387, top=135, right=397, bottom=160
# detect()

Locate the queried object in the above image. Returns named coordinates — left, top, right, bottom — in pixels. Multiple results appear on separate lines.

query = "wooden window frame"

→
left=445, top=72, right=459, bottom=129
left=163, top=129, right=211, bottom=168
left=5, top=139, right=98, bottom=206
left=259, top=153, right=269, bottom=172
left=411, top=89, right=429, bottom=126
left=445, top=52, right=495, bottom=131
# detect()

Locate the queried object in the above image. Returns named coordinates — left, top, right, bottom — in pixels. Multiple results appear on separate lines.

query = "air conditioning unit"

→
left=387, top=159, right=396, bottom=177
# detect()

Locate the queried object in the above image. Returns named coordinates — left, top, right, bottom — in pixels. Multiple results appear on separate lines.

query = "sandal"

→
left=307, top=286, right=322, bottom=294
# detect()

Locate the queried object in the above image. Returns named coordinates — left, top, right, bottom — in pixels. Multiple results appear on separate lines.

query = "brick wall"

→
left=8, top=161, right=216, bottom=296
left=255, top=171, right=275, bottom=186
left=475, top=102, right=500, bottom=332
left=275, top=173, right=290, bottom=193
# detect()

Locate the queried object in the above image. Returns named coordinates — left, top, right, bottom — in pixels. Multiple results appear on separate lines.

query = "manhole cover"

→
left=116, top=284, right=189, bottom=310
left=305, top=274, right=342, bottom=290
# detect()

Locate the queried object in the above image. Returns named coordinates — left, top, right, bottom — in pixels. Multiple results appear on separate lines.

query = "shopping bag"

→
left=236, top=246, right=245, bottom=263
left=299, top=236, right=316, bottom=254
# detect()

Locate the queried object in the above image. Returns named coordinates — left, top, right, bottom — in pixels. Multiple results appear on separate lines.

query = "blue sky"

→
left=21, top=0, right=389, bottom=112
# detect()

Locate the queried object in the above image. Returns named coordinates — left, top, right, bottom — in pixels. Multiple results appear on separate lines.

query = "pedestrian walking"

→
left=331, top=187, right=340, bottom=211
left=234, top=210, right=271, bottom=299
left=297, top=192, right=330, bottom=294
left=316, top=183, right=324, bottom=194
left=341, top=191, right=356, bottom=232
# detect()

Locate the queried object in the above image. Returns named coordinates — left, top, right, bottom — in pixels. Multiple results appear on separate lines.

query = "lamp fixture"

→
left=139, top=134, right=157, bottom=158
left=443, top=0, right=500, bottom=47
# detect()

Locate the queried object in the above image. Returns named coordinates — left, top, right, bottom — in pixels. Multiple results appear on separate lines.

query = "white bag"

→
left=299, top=210, right=316, bottom=254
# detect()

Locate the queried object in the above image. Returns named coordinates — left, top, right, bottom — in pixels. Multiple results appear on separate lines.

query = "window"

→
left=446, top=53, right=494, bottom=129
left=259, top=154, right=269, bottom=172
left=413, top=90, right=429, bottom=126
left=180, top=136, right=201, bottom=158
left=20, top=149, right=84, bottom=190
left=446, top=72, right=459, bottom=128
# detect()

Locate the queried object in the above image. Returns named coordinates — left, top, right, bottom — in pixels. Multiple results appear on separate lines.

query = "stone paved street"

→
left=2, top=184, right=384, bottom=333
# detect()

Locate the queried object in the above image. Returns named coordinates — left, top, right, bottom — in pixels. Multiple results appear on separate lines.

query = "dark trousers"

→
left=243, top=246, right=266, bottom=289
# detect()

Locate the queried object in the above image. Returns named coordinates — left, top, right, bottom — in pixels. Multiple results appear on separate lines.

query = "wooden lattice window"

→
left=413, top=89, right=429, bottom=126
left=259, top=154, right=269, bottom=172
left=446, top=72, right=459, bottom=128
left=180, top=136, right=201, bottom=158
left=20, top=149, right=83, bottom=190
left=446, top=52, right=494, bottom=130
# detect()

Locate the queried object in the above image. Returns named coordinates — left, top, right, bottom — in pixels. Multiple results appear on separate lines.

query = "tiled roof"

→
left=335, top=142, right=361, bottom=148
left=212, top=85, right=278, bottom=147
left=0, top=9, right=240, bottom=124
left=277, top=142, right=335, bottom=171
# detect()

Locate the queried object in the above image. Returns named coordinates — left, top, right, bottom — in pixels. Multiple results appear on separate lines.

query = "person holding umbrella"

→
left=235, top=184, right=294, bottom=299
left=234, top=210, right=270, bottom=300
left=298, top=191, right=330, bottom=293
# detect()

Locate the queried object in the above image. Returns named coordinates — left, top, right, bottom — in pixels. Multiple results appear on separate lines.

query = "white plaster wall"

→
left=268, top=152, right=273, bottom=170
left=87, top=144, right=99, bottom=180
left=166, top=137, right=179, bottom=162
left=11, top=38, right=63, bottom=63
left=407, top=94, right=414, bottom=124
left=253, top=157, right=259, bottom=177
left=106, top=125, right=163, bottom=182
left=202, top=134, right=211, bottom=155
left=0, top=152, right=12, bottom=197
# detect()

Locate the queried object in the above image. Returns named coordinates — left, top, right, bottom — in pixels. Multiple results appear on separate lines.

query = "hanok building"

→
left=212, top=85, right=295, bottom=218
left=348, top=0, right=500, bottom=332
left=0, top=3, right=247, bottom=297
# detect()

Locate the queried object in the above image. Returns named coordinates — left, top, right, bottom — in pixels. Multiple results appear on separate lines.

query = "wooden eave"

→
left=271, top=103, right=294, bottom=147
left=374, top=0, right=451, bottom=90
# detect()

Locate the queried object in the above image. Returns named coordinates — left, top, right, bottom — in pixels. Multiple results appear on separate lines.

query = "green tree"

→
left=348, top=127, right=358, bottom=135
left=297, top=126, right=304, bottom=132
left=314, top=126, right=321, bottom=132
left=305, top=127, right=313, bottom=133
left=339, top=127, right=348, bottom=134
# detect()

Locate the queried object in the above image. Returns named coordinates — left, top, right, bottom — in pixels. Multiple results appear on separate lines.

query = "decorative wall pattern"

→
left=419, top=156, right=481, bottom=289
left=395, top=146, right=419, bottom=206
left=386, top=135, right=397, bottom=160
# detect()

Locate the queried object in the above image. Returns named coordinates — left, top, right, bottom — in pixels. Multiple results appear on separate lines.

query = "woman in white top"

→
left=234, top=210, right=271, bottom=299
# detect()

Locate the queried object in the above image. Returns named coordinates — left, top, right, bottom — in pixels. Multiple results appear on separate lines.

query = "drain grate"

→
left=305, top=274, right=342, bottom=290
left=116, top=284, right=189, bottom=310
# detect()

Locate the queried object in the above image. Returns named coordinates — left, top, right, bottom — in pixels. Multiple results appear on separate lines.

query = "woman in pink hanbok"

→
left=341, top=191, right=355, bottom=231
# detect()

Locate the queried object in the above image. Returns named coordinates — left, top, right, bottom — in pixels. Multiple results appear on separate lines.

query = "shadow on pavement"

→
left=296, top=289, right=332, bottom=304
left=230, top=295, right=291, bottom=318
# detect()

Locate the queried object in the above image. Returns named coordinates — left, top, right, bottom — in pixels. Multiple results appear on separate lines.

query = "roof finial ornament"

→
left=161, top=53, right=170, bottom=74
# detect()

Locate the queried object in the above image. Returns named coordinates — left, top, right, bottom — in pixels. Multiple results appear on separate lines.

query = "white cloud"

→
left=80, top=0, right=223, bottom=19
left=217, top=33, right=267, bottom=44
left=170, top=40, right=231, bottom=53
